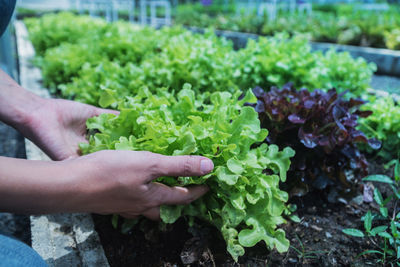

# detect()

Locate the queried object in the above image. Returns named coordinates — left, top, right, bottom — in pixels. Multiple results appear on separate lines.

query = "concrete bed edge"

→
left=14, top=20, right=109, bottom=267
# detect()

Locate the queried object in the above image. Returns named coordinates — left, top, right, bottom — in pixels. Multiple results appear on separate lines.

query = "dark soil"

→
left=93, top=193, right=377, bottom=267
left=94, top=161, right=395, bottom=267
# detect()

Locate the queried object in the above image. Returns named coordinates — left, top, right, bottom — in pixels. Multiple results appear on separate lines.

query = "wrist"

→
left=50, top=158, right=99, bottom=213
left=14, top=93, right=47, bottom=133
left=32, top=158, right=99, bottom=214
left=0, top=82, right=46, bottom=131
left=57, top=154, right=112, bottom=213
left=65, top=152, right=129, bottom=214
left=0, top=69, right=48, bottom=137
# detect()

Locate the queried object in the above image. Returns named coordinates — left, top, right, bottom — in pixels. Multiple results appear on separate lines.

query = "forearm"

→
left=0, top=69, right=45, bottom=130
left=0, top=156, right=85, bottom=214
left=0, top=150, right=213, bottom=218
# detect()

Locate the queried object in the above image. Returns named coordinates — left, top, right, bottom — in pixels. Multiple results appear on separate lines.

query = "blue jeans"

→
left=0, top=0, right=16, bottom=37
left=0, top=234, right=47, bottom=267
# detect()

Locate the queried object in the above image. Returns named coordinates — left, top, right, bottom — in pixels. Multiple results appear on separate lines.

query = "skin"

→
left=0, top=69, right=214, bottom=220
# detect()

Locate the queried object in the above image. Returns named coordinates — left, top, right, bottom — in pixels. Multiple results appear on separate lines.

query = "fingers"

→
left=117, top=184, right=209, bottom=221
left=94, top=107, right=120, bottom=116
left=150, top=155, right=214, bottom=181
left=118, top=212, right=139, bottom=220
left=142, top=184, right=209, bottom=220
left=150, top=183, right=209, bottom=206
left=142, top=207, right=160, bottom=221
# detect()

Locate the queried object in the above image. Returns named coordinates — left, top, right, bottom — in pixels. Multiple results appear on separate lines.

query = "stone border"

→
left=14, top=21, right=109, bottom=267
left=187, top=27, right=400, bottom=77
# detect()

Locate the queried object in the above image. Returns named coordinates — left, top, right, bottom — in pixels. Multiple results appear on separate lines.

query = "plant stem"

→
left=392, top=200, right=398, bottom=221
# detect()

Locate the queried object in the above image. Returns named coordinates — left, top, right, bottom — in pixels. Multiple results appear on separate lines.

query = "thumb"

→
left=150, top=155, right=214, bottom=181
left=91, top=106, right=119, bottom=117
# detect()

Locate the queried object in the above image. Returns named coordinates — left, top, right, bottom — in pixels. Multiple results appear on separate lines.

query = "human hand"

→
left=70, top=150, right=214, bottom=220
left=20, top=98, right=118, bottom=160
left=0, top=69, right=117, bottom=160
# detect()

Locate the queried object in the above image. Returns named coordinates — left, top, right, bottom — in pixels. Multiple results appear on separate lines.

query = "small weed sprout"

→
left=343, top=160, right=400, bottom=266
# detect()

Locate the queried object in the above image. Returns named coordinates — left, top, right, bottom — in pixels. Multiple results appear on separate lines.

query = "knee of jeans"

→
left=0, top=234, right=47, bottom=267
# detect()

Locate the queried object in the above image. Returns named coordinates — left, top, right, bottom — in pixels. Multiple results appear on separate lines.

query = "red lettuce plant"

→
left=251, top=84, right=381, bottom=196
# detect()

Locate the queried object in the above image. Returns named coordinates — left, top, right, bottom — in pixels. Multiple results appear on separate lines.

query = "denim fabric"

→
left=0, top=0, right=16, bottom=37
left=0, top=234, right=47, bottom=267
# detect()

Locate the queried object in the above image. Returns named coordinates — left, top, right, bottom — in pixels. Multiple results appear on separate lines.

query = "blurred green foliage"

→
left=358, top=95, right=400, bottom=160
left=26, top=12, right=375, bottom=106
left=175, top=3, right=400, bottom=50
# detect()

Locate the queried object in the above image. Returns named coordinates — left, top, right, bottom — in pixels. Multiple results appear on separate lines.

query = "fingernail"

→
left=200, top=159, right=214, bottom=174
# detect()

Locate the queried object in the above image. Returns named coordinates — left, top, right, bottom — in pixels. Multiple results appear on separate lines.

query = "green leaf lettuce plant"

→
left=80, top=85, right=295, bottom=261
left=358, top=95, right=400, bottom=161
left=26, top=13, right=375, bottom=104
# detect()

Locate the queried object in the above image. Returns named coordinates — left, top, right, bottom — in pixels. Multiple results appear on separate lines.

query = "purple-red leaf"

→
left=355, top=110, right=373, bottom=118
left=252, top=84, right=377, bottom=194
left=368, top=138, right=382, bottom=150
left=299, top=127, right=318, bottom=148
left=288, top=114, right=306, bottom=124
left=255, top=100, right=265, bottom=113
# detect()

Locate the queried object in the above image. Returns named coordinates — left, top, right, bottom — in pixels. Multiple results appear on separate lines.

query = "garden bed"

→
left=91, top=156, right=393, bottom=266
left=188, top=27, right=400, bottom=77
left=93, top=189, right=379, bottom=266
left=15, top=8, right=400, bottom=77
left=17, top=13, right=400, bottom=267
left=175, top=4, right=400, bottom=52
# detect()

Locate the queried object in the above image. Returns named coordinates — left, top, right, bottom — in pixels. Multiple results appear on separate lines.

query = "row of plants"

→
left=26, top=12, right=375, bottom=104
left=19, top=3, right=400, bottom=50
left=25, top=12, right=400, bottom=263
left=175, top=3, right=400, bottom=50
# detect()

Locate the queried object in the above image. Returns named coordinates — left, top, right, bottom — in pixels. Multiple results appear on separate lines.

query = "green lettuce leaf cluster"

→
left=24, top=12, right=107, bottom=56
left=234, top=33, right=376, bottom=97
left=26, top=12, right=375, bottom=104
left=358, top=95, right=400, bottom=160
left=80, top=85, right=295, bottom=261
left=175, top=3, right=400, bottom=50
left=385, top=29, right=400, bottom=50
left=57, top=28, right=236, bottom=105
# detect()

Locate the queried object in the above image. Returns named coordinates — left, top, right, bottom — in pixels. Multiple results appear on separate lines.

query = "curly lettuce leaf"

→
left=81, top=85, right=295, bottom=261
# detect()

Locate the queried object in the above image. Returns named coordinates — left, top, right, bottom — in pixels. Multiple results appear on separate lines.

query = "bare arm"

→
left=0, top=151, right=212, bottom=219
left=0, top=69, right=213, bottom=218
left=0, top=156, right=78, bottom=214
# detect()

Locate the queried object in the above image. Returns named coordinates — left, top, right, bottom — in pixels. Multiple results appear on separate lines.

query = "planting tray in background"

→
left=14, top=20, right=109, bottom=267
